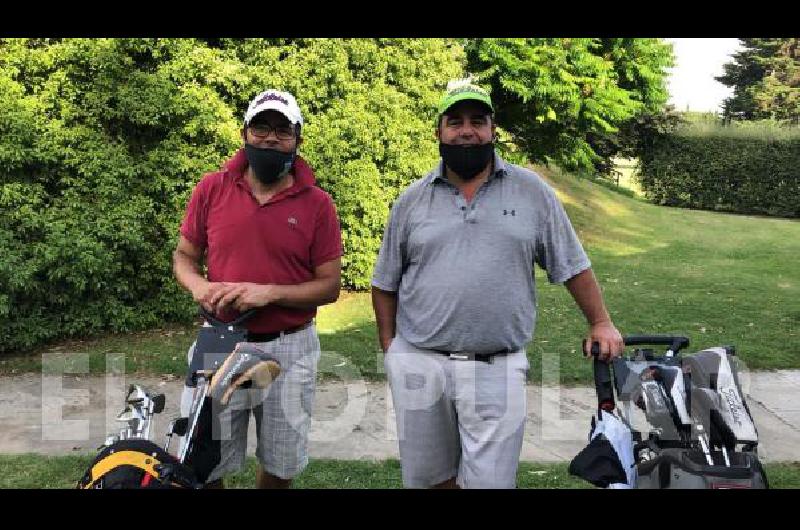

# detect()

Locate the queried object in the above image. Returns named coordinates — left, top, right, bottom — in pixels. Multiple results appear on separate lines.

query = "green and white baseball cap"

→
left=437, top=78, right=494, bottom=116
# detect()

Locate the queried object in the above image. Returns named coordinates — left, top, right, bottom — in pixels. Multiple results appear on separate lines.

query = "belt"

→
left=433, top=349, right=511, bottom=364
left=246, top=320, right=313, bottom=343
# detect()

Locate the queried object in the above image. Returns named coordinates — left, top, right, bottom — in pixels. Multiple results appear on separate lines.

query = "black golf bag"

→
left=571, top=335, right=768, bottom=489
left=77, top=438, right=198, bottom=489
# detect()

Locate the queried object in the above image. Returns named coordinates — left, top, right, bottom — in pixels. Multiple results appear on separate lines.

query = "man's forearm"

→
left=565, top=268, right=625, bottom=359
left=270, top=277, right=340, bottom=310
left=173, top=250, right=207, bottom=294
left=371, top=286, right=398, bottom=352
left=564, top=268, right=612, bottom=325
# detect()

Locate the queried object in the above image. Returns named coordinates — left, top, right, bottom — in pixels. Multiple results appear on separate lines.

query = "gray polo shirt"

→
left=371, top=153, right=591, bottom=354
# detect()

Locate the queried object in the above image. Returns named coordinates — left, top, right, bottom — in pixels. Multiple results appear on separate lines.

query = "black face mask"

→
left=244, top=144, right=295, bottom=185
left=438, top=142, right=494, bottom=180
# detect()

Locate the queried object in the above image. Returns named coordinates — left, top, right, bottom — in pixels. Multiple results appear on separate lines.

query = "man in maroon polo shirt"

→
left=173, top=89, right=342, bottom=489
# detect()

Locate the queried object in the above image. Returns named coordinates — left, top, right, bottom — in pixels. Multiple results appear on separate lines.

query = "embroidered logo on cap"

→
left=257, top=93, right=289, bottom=106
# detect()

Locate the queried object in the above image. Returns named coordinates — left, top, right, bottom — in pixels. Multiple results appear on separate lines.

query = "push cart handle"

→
left=588, top=341, right=615, bottom=412
left=199, top=306, right=257, bottom=327
left=623, top=335, right=690, bottom=353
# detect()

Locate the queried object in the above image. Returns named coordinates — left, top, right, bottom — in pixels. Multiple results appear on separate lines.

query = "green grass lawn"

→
left=2, top=164, right=798, bottom=384
left=3, top=454, right=798, bottom=489
left=542, top=163, right=800, bottom=383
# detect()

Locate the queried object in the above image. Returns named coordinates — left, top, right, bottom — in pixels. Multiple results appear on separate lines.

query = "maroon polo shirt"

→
left=180, top=148, right=343, bottom=333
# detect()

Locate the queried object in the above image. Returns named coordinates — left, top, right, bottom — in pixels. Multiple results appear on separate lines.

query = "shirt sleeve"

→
left=534, top=186, right=591, bottom=284
left=371, top=200, right=406, bottom=292
left=310, top=193, right=344, bottom=268
left=179, top=177, right=210, bottom=249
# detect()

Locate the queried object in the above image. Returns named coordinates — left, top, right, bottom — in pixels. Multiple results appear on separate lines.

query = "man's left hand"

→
left=582, top=320, right=624, bottom=362
left=216, top=283, right=279, bottom=312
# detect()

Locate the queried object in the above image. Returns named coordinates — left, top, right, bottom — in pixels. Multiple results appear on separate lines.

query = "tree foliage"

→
left=464, top=38, right=673, bottom=174
left=1, top=37, right=677, bottom=351
left=0, top=38, right=462, bottom=351
left=717, top=38, right=800, bottom=123
left=638, top=127, right=800, bottom=218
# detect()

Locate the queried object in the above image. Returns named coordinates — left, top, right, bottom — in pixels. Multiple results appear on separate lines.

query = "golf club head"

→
left=126, top=384, right=147, bottom=404
left=209, top=347, right=281, bottom=405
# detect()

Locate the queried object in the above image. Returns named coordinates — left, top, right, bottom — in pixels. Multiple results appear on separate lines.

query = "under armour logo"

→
left=288, top=217, right=298, bottom=226
left=503, top=209, right=516, bottom=216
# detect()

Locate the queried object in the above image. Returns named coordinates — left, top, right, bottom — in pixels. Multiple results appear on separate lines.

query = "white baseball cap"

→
left=244, top=89, right=303, bottom=126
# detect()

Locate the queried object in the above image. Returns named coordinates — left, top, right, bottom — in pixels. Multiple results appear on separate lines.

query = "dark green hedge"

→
left=0, top=38, right=463, bottom=352
left=639, top=133, right=800, bottom=218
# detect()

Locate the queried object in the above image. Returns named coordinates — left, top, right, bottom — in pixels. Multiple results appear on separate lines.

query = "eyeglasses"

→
left=248, top=123, right=296, bottom=140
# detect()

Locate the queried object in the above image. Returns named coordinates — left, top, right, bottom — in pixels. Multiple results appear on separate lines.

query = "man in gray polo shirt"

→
left=371, top=79, right=624, bottom=489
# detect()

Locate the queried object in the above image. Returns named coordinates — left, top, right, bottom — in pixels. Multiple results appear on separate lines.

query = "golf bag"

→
left=77, top=384, right=200, bottom=489
left=78, top=308, right=280, bottom=489
left=570, top=335, right=768, bottom=489
left=78, top=438, right=198, bottom=489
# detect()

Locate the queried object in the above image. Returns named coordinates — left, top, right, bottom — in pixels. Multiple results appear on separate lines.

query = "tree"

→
left=464, top=38, right=673, bottom=175
left=717, top=38, right=800, bottom=123
left=585, top=39, right=674, bottom=175
left=0, top=38, right=464, bottom=351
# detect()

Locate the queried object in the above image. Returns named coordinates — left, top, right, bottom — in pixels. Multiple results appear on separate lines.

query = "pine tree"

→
left=717, top=38, right=800, bottom=123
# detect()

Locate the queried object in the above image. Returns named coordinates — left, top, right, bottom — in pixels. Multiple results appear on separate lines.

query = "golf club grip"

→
left=590, top=342, right=615, bottom=411
left=623, top=335, right=690, bottom=353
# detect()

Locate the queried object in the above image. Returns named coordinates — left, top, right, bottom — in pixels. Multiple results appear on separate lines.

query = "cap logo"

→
left=447, top=85, right=488, bottom=98
left=256, top=93, right=289, bottom=106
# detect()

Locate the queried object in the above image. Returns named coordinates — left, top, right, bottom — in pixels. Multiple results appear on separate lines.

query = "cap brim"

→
left=245, top=102, right=302, bottom=126
left=439, top=93, right=494, bottom=115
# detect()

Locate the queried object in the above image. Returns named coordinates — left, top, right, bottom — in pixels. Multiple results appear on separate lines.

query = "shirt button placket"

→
left=451, top=185, right=467, bottom=219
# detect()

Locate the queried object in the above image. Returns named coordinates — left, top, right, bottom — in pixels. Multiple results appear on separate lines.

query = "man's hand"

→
left=191, top=281, right=239, bottom=314
left=582, top=320, right=624, bottom=362
left=215, top=282, right=279, bottom=313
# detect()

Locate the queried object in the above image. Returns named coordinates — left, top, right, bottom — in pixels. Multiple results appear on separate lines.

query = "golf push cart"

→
left=570, top=335, right=769, bottom=489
